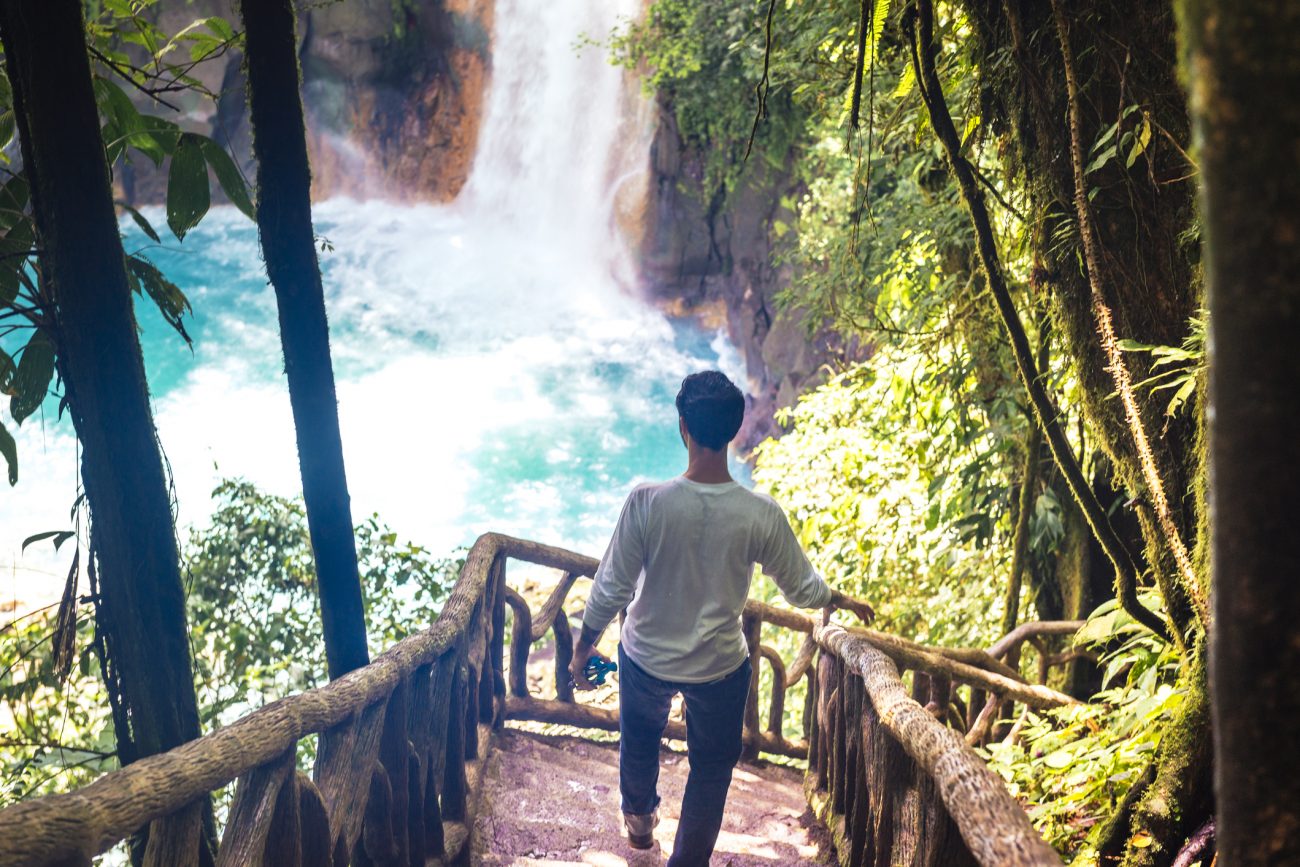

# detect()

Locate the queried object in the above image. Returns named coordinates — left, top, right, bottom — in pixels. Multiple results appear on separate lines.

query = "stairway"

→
left=473, top=728, right=833, bottom=865
left=0, top=535, right=1067, bottom=867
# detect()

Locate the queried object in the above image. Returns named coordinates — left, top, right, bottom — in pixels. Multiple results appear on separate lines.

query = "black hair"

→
left=675, top=371, right=744, bottom=451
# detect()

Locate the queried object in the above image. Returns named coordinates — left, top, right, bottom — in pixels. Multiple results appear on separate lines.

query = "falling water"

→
left=0, top=0, right=744, bottom=607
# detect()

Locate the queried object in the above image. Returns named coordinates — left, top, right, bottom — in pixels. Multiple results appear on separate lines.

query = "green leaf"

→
left=1125, top=116, right=1152, bottom=169
left=116, top=201, right=161, bottom=243
left=0, top=345, right=14, bottom=393
left=197, top=137, right=254, bottom=219
left=9, top=329, right=55, bottom=424
left=893, top=63, right=915, bottom=99
left=138, top=114, right=182, bottom=155
left=204, top=15, right=236, bottom=41
left=20, top=530, right=74, bottom=553
left=1117, top=338, right=1156, bottom=353
left=1085, top=144, right=1117, bottom=175
left=0, top=175, right=32, bottom=304
left=126, top=255, right=192, bottom=344
left=1090, top=104, right=1141, bottom=155
left=93, top=78, right=166, bottom=167
left=1165, top=376, right=1197, bottom=417
left=0, top=230, right=32, bottom=307
left=0, top=111, right=15, bottom=159
left=166, top=133, right=210, bottom=241
left=0, top=173, right=30, bottom=230
left=0, top=418, right=15, bottom=485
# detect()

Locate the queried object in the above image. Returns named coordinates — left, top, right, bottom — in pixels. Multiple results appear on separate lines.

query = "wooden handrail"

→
left=987, top=620, right=1086, bottom=660
left=0, top=532, right=581, bottom=867
left=809, top=623, right=1063, bottom=866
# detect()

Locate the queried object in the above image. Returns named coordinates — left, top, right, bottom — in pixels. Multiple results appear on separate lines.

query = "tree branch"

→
left=744, top=0, right=778, bottom=163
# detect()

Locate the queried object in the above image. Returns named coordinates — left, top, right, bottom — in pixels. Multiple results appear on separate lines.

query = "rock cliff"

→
left=635, top=99, right=863, bottom=451
left=118, top=0, right=491, bottom=203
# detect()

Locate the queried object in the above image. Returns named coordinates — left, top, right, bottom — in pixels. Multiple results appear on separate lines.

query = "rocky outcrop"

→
left=118, top=0, right=491, bottom=204
left=299, top=0, right=490, bottom=200
left=635, top=99, right=864, bottom=452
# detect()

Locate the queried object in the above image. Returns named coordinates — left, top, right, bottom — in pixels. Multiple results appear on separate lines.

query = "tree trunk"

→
left=926, top=3, right=1215, bottom=856
left=1001, top=425, right=1039, bottom=636
left=961, top=0, right=1203, bottom=644
left=239, top=0, right=369, bottom=678
left=0, top=0, right=204, bottom=766
left=910, top=0, right=1172, bottom=645
left=1188, top=0, right=1300, bottom=861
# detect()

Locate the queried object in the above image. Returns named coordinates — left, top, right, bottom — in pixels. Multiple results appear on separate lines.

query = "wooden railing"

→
left=0, top=533, right=580, bottom=867
left=806, top=622, right=1074, bottom=866
left=0, top=532, right=1081, bottom=867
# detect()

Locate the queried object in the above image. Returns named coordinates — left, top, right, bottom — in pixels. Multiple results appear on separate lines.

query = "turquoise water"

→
left=2, top=202, right=746, bottom=594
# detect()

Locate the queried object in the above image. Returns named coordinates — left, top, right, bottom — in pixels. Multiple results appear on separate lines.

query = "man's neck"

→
left=683, top=448, right=733, bottom=484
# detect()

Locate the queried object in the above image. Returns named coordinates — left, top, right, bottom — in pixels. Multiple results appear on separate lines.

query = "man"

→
left=570, top=370, right=873, bottom=865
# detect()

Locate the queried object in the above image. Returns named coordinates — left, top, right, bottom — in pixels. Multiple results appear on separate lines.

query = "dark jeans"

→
left=618, top=644, right=752, bottom=867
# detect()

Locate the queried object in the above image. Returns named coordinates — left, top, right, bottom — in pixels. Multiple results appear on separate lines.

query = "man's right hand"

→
left=829, top=589, right=875, bottom=626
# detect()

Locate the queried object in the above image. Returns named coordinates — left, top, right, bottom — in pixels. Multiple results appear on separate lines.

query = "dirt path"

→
left=473, top=727, right=833, bottom=866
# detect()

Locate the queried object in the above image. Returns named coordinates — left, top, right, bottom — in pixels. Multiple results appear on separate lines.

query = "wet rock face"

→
left=117, top=0, right=491, bottom=204
left=636, top=100, right=864, bottom=453
left=301, top=0, right=491, bottom=201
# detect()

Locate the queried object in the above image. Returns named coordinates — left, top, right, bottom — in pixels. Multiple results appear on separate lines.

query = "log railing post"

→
left=441, top=645, right=469, bottom=824
left=475, top=583, right=495, bottom=726
left=143, top=798, right=205, bottom=867
left=490, top=558, right=508, bottom=726
left=374, top=680, right=410, bottom=865
left=504, top=589, right=533, bottom=699
left=759, top=645, right=787, bottom=740
left=217, top=748, right=296, bottom=867
left=553, top=607, right=575, bottom=703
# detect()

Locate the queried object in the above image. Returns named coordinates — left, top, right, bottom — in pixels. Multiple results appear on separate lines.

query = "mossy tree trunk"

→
left=961, top=0, right=1203, bottom=647
left=239, top=0, right=370, bottom=678
left=1185, top=0, right=1300, bottom=861
left=928, top=1, right=1213, bottom=860
left=0, top=0, right=204, bottom=766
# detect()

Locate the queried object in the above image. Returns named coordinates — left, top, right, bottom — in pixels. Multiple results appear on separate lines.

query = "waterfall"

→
left=462, top=0, right=652, bottom=288
left=1, top=0, right=731, bottom=606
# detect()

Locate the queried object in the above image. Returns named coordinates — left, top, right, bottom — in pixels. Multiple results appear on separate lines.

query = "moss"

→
left=1120, top=650, right=1211, bottom=866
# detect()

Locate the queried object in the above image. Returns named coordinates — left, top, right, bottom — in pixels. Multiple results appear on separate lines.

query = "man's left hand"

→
left=569, top=645, right=606, bottom=692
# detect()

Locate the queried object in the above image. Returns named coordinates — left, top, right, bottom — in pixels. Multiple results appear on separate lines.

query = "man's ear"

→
left=678, top=417, right=690, bottom=448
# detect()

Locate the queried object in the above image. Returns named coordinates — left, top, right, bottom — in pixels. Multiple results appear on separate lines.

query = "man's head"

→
left=675, top=371, right=745, bottom=451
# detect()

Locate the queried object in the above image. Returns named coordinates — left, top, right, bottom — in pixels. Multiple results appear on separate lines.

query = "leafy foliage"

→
left=981, top=596, right=1183, bottom=860
left=1117, top=310, right=1206, bottom=419
left=0, top=613, right=115, bottom=804
left=0, top=480, right=459, bottom=804
left=0, top=3, right=253, bottom=490
left=752, top=347, right=1028, bottom=648
left=185, top=479, right=460, bottom=725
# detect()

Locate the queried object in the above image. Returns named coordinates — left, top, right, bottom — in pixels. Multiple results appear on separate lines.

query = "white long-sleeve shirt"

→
left=582, top=476, right=833, bottom=683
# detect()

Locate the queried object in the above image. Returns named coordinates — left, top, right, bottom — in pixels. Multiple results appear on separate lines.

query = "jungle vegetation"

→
left=614, top=0, right=1293, bottom=863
